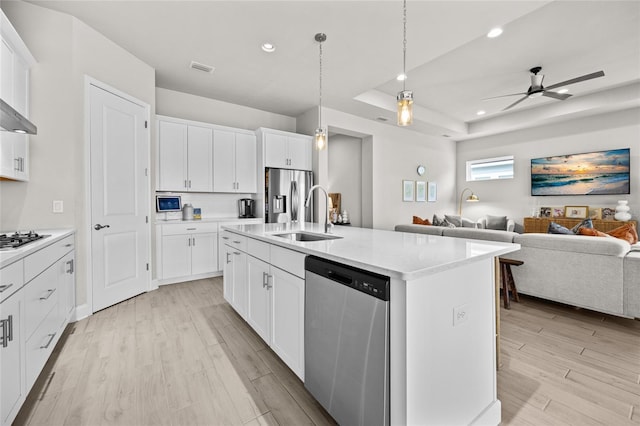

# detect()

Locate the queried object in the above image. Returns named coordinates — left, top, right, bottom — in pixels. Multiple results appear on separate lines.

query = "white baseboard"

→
left=158, top=271, right=222, bottom=286
left=72, top=303, right=92, bottom=322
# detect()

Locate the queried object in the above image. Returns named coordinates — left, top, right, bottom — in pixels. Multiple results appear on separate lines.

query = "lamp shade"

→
left=397, top=90, right=413, bottom=126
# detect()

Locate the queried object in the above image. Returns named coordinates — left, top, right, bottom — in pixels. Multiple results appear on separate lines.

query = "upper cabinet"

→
left=258, top=128, right=312, bottom=171
left=156, top=115, right=257, bottom=193
left=212, top=129, right=257, bottom=193
left=157, top=119, right=213, bottom=192
left=0, top=11, right=36, bottom=181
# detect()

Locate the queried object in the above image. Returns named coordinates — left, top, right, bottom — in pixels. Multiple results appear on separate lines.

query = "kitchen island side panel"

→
left=401, top=257, right=500, bottom=425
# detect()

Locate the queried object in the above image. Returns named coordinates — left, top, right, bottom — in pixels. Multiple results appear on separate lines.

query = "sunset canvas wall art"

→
left=531, top=148, right=630, bottom=196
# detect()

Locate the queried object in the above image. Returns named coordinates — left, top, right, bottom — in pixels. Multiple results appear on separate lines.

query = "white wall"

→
left=456, top=108, right=640, bottom=226
left=1, top=1, right=156, bottom=307
left=328, top=134, right=363, bottom=227
left=298, top=106, right=457, bottom=230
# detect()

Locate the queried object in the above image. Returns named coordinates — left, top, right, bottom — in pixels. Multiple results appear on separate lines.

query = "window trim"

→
left=466, top=155, right=514, bottom=182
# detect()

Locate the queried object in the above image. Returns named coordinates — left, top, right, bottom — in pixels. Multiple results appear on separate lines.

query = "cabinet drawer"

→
left=1, top=260, right=23, bottom=303
left=161, top=222, right=219, bottom=236
left=247, top=238, right=270, bottom=262
left=271, top=246, right=306, bottom=279
left=24, top=235, right=74, bottom=283
left=221, top=231, right=247, bottom=252
left=24, top=264, right=58, bottom=340
left=25, top=302, right=60, bottom=390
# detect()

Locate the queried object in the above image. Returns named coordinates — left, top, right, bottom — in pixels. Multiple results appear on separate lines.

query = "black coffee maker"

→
left=238, top=198, right=255, bottom=218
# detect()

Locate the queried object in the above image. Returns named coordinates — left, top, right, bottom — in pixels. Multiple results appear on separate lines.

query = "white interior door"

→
left=89, top=82, right=149, bottom=312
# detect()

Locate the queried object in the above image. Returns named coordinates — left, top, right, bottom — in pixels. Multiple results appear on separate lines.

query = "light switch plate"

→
left=53, top=200, right=64, bottom=213
left=453, top=304, right=469, bottom=326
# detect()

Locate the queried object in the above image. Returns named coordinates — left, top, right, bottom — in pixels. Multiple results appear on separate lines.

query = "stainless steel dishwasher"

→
left=304, top=255, right=390, bottom=426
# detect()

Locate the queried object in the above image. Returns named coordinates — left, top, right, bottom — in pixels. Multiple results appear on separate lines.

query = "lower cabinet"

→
left=224, top=232, right=305, bottom=380
left=0, top=233, right=75, bottom=426
left=0, top=287, right=23, bottom=426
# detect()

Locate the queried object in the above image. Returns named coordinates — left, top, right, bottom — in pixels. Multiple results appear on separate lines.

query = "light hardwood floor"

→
left=14, top=278, right=640, bottom=426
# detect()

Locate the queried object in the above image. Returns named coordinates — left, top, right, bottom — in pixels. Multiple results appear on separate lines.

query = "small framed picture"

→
left=589, top=207, right=603, bottom=220
left=427, top=182, right=437, bottom=202
left=552, top=208, right=564, bottom=218
left=602, top=207, right=616, bottom=221
left=403, top=180, right=414, bottom=202
left=539, top=207, right=552, bottom=218
left=415, top=181, right=426, bottom=202
left=565, top=206, right=589, bottom=219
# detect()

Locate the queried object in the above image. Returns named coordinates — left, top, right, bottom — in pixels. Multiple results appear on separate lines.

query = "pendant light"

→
left=397, top=0, right=413, bottom=126
left=315, top=33, right=327, bottom=150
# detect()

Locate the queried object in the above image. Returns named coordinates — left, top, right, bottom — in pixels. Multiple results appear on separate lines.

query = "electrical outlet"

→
left=52, top=200, right=64, bottom=213
left=453, top=304, right=469, bottom=326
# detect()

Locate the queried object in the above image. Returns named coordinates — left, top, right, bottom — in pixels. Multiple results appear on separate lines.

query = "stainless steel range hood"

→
left=0, top=98, right=37, bottom=135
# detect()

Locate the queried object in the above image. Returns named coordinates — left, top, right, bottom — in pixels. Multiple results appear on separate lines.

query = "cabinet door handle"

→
left=233, top=251, right=241, bottom=256
left=40, top=332, right=57, bottom=350
left=222, top=236, right=229, bottom=240
left=266, top=274, right=273, bottom=289
left=0, top=283, right=13, bottom=293
left=64, top=243, right=73, bottom=247
left=263, top=272, right=268, bottom=288
left=40, top=288, right=56, bottom=300
left=233, top=240, right=241, bottom=244
left=192, top=237, right=196, bottom=246
left=185, top=180, right=188, bottom=189
left=14, top=158, right=20, bottom=171
left=226, top=253, right=231, bottom=264
left=7, top=315, right=13, bottom=342
left=66, top=259, right=74, bottom=274
left=0, top=319, right=7, bottom=348
left=188, top=180, right=192, bottom=188
left=188, top=237, right=191, bottom=247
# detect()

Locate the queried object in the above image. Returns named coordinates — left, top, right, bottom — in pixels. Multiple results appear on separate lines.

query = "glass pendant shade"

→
left=397, top=90, right=413, bottom=126
left=315, top=127, right=327, bottom=151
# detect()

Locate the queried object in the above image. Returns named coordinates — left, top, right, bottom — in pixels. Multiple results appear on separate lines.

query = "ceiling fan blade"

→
left=545, top=70, right=605, bottom=90
left=503, top=96, right=528, bottom=111
left=482, top=92, right=527, bottom=100
left=542, top=91, right=572, bottom=100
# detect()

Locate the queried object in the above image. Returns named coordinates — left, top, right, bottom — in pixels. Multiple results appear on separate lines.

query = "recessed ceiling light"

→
left=557, top=88, right=569, bottom=94
left=487, top=27, right=503, bottom=38
left=397, top=73, right=407, bottom=81
left=261, top=43, right=276, bottom=53
left=477, top=110, right=486, bottom=116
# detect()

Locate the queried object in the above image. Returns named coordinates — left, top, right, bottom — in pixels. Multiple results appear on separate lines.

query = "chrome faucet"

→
left=305, top=185, right=332, bottom=233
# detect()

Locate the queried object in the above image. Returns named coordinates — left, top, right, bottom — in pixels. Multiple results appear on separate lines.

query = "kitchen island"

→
left=221, top=222, right=519, bottom=426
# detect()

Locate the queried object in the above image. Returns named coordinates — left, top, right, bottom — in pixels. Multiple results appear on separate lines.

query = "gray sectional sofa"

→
left=394, top=223, right=640, bottom=319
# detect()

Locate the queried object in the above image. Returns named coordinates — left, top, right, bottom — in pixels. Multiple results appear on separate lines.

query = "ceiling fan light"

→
left=528, top=91, right=544, bottom=99
left=397, top=90, right=413, bottom=126
left=397, top=73, right=407, bottom=81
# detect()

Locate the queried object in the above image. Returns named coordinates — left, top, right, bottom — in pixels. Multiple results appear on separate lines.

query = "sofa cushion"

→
left=514, top=233, right=630, bottom=257
left=395, top=224, right=444, bottom=236
left=444, top=214, right=476, bottom=228
left=606, top=222, right=638, bottom=245
left=442, top=227, right=517, bottom=243
left=548, top=222, right=574, bottom=235
left=412, top=216, right=432, bottom=225
left=485, top=215, right=508, bottom=231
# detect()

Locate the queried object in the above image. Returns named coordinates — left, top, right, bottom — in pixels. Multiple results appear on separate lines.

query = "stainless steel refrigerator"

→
left=265, top=168, right=313, bottom=223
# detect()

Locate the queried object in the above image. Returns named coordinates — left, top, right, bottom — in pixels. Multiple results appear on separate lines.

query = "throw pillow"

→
left=548, top=222, right=574, bottom=235
left=432, top=214, right=455, bottom=228
left=486, top=215, right=508, bottom=231
left=444, top=214, right=463, bottom=227
left=570, top=218, right=593, bottom=234
left=412, top=216, right=432, bottom=225
left=606, top=222, right=639, bottom=244
left=578, top=227, right=608, bottom=237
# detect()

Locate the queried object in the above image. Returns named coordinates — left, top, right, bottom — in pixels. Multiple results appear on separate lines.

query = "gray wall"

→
left=328, top=134, right=363, bottom=227
left=456, top=108, right=640, bottom=226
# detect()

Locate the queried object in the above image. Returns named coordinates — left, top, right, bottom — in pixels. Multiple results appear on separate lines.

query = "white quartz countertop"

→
left=222, top=223, right=520, bottom=280
left=155, top=217, right=262, bottom=225
left=0, top=229, right=75, bottom=268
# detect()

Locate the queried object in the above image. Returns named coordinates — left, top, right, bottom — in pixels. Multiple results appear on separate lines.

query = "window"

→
left=466, top=155, right=514, bottom=181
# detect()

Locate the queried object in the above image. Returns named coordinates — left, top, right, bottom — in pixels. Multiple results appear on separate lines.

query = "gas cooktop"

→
left=0, top=231, right=50, bottom=250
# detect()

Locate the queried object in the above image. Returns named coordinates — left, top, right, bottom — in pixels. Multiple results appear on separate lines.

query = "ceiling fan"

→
left=487, top=66, right=605, bottom=111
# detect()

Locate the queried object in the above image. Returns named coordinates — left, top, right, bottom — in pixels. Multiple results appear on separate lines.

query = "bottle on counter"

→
left=342, top=210, right=349, bottom=223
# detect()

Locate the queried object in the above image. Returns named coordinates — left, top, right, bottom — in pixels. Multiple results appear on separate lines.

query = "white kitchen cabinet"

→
left=224, top=231, right=305, bottom=379
left=0, top=265, right=23, bottom=426
left=222, top=239, right=248, bottom=319
left=157, top=118, right=213, bottom=192
left=213, top=129, right=257, bottom=193
left=0, top=11, right=35, bottom=182
left=246, top=254, right=271, bottom=342
left=259, top=128, right=312, bottom=171
left=57, top=252, right=75, bottom=327
left=270, top=266, right=305, bottom=379
left=157, top=222, right=218, bottom=282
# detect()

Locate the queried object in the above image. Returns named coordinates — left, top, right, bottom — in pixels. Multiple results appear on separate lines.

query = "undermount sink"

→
left=273, top=231, right=343, bottom=242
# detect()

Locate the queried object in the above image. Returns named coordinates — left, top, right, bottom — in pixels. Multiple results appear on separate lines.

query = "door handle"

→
left=94, top=224, right=110, bottom=230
